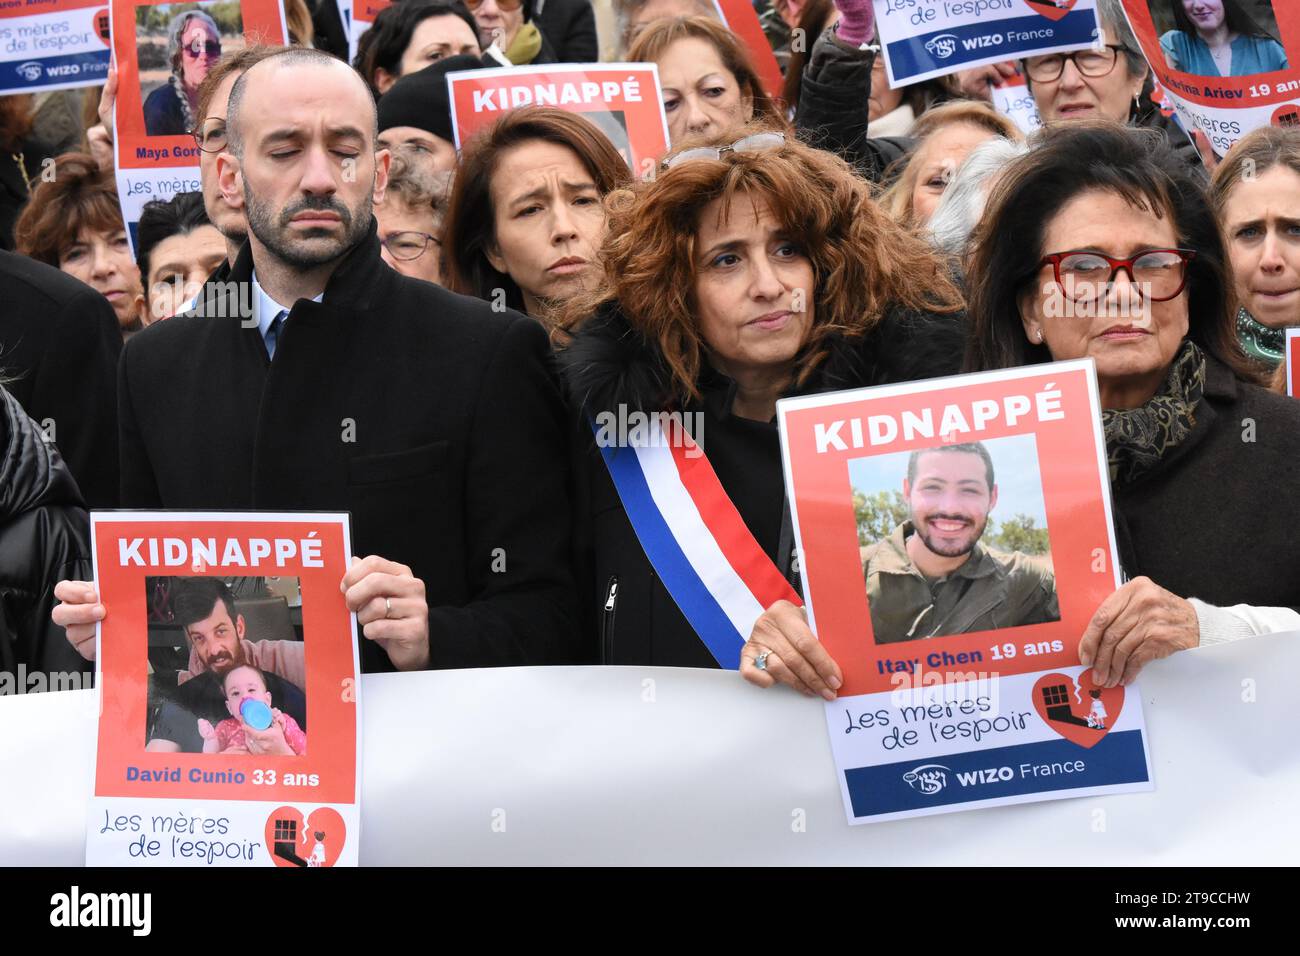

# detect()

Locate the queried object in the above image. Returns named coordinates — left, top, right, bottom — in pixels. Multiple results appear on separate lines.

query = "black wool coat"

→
left=1112, top=356, right=1300, bottom=610
left=0, top=250, right=121, bottom=508
left=118, top=226, right=583, bottom=671
left=560, top=303, right=967, bottom=667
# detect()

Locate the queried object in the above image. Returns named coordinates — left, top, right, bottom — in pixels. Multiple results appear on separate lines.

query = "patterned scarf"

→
left=1235, top=307, right=1285, bottom=368
left=1102, top=340, right=1207, bottom=487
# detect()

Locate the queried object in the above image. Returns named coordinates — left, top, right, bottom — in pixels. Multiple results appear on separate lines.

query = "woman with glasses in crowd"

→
left=964, top=122, right=1300, bottom=686
left=442, top=107, right=632, bottom=323
left=376, top=151, right=452, bottom=287
left=144, top=10, right=223, bottom=137
left=1211, top=125, right=1300, bottom=372
left=557, top=128, right=963, bottom=682
left=628, top=16, right=785, bottom=147
left=1023, top=0, right=1202, bottom=169
left=353, top=0, right=483, bottom=98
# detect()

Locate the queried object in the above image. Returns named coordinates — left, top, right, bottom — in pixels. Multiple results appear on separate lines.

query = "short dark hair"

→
left=172, top=577, right=238, bottom=634
left=353, top=0, right=480, bottom=98
left=135, top=191, right=212, bottom=280
left=226, top=47, right=376, bottom=157
left=907, top=442, right=995, bottom=492
left=963, top=121, right=1263, bottom=385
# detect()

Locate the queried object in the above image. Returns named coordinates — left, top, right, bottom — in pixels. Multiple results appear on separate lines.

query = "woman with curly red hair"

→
left=558, top=127, right=964, bottom=680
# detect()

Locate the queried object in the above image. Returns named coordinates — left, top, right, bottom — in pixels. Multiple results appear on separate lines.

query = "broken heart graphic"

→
left=264, top=806, right=346, bottom=867
left=1031, top=670, right=1124, bottom=749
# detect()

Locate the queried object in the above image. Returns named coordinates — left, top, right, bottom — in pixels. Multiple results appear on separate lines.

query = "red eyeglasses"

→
left=1038, top=249, right=1197, bottom=303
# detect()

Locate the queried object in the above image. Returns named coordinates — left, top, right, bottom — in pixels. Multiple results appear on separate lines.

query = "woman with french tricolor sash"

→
left=557, top=127, right=964, bottom=690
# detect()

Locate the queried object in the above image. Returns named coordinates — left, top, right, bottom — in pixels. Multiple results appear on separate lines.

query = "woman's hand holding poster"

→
left=1121, top=1, right=1300, bottom=157
left=86, top=512, right=361, bottom=867
left=778, top=361, right=1153, bottom=823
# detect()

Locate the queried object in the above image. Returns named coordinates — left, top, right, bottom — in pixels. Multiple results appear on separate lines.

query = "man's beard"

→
left=204, top=644, right=246, bottom=677
left=244, top=182, right=370, bottom=270
left=912, top=511, right=988, bottom=559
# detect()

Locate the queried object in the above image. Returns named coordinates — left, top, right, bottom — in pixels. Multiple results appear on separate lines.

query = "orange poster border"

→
left=111, top=0, right=287, bottom=170
left=779, top=361, right=1121, bottom=698
left=448, top=63, right=671, bottom=174
left=91, top=512, right=359, bottom=806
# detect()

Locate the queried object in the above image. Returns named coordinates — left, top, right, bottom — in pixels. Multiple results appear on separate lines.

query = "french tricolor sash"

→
left=596, top=414, right=802, bottom=668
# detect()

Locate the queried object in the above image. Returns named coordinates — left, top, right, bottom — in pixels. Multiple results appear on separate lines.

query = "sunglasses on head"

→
left=661, top=131, right=786, bottom=170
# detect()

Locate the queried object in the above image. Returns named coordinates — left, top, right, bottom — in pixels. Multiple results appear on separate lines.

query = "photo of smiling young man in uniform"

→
left=861, top=441, right=1059, bottom=644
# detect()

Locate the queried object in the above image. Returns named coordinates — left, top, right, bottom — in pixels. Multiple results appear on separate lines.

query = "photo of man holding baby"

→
left=144, top=576, right=307, bottom=754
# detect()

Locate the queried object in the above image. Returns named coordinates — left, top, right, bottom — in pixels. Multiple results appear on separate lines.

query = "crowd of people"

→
left=1, top=0, right=1298, bottom=706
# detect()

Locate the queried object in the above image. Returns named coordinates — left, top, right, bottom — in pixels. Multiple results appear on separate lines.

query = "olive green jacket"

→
left=862, top=522, right=1058, bottom=644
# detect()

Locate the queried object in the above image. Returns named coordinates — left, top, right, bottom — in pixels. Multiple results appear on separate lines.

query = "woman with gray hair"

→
left=143, top=10, right=223, bottom=137
left=1022, top=0, right=1201, bottom=171
left=926, top=136, right=1032, bottom=263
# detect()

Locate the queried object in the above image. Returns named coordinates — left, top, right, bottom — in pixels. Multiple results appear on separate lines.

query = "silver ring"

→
left=755, top=650, right=770, bottom=671
left=384, top=597, right=393, bottom=619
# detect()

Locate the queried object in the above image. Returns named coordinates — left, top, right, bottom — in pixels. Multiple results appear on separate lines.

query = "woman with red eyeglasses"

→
left=965, top=121, right=1300, bottom=686
left=144, top=10, right=223, bottom=137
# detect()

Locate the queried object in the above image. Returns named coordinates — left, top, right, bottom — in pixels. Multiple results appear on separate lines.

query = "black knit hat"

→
left=376, top=54, right=484, bottom=143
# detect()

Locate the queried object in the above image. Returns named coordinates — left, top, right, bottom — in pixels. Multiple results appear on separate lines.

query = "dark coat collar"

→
left=559, top=301, right=966, bottom=418
left=224, top=216, right=393, bottom=314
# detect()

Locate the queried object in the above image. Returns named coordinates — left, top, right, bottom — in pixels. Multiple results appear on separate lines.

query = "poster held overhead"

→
left=447, top=62, right=671, bottom=177
left=872, top=0, right=1100, bottom=87
left=110, top=0, right=287, bottom=250
left=1119, top=1, right=1300, bottom=158
left=777, top=360, right=1153, bottom=824
left=712, top=0, right=784, bottom=98
left=0, top=0, right=111, bottom=94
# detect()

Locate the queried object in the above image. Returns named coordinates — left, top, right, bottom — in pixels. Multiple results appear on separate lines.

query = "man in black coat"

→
left=0, top=250, right=121, bottom=508
left=55, top=48, right=583, bottom=672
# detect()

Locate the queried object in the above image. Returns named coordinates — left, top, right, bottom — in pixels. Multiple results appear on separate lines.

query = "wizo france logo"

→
left=902, top=764, right=951, bottom=794
left=925, top=34, right=959, bottom=60
left=15, top=62, right=43, bottom=83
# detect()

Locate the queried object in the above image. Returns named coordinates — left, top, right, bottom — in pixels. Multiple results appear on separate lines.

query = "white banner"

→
left=2, top=632, right=1298, bottom=865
